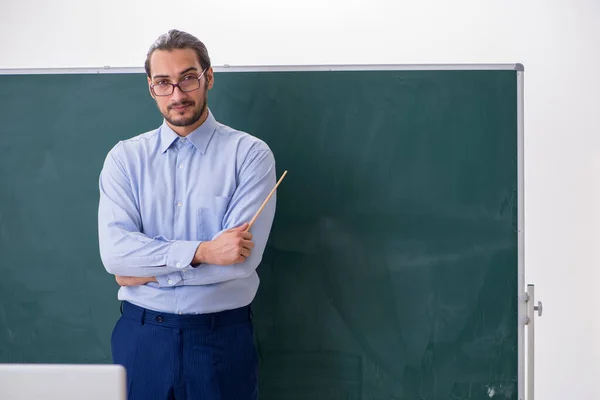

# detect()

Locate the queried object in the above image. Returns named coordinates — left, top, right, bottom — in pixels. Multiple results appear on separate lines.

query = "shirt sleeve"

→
left=166, top=148, right=277, bottom=286
left=98, top=146, right=200, bottom=277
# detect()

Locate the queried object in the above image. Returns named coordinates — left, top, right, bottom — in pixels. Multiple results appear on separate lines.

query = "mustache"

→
left=168, top=100, right=194, bottom=110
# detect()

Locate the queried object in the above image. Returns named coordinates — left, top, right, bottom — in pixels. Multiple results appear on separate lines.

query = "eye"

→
left=155, top=80, right=169, bottom=86
left=182, top=75, right=197, bottom=81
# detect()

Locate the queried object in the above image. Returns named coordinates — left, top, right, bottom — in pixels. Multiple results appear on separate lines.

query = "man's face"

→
left=147, top=48, right=213, bottom=132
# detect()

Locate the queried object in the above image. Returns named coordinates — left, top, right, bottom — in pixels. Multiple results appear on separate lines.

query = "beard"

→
left=161, top=85, right=208, bottom=127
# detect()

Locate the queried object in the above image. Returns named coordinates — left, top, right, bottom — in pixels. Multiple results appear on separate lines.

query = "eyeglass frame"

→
left=150, top=68, right=208, bottom=97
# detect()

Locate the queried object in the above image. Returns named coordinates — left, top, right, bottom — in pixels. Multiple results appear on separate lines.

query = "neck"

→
left=168, top=108, right=209, bottom=137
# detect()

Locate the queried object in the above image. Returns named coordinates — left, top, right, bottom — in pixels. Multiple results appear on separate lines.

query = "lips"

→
left=169, top=103, right=193, bottom=112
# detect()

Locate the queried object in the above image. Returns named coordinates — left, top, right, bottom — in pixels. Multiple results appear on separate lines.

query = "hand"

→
left=193, top=223, right=254, bottom=265
left=115, top=275, right=157, bottom=286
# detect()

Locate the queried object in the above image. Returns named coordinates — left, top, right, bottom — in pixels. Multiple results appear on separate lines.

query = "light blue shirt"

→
left=98, top=110, right=277, bottom=314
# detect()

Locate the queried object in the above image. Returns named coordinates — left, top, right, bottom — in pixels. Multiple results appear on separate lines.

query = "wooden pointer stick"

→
left=245, top=170, right=288, bottom=232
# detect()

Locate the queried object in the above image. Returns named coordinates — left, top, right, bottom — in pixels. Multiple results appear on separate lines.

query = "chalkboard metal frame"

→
left=0, top=64, right=523, bottom=75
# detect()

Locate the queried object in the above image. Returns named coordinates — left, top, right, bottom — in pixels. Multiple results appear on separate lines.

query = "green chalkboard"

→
left=0, top=65, right=523, bottom=399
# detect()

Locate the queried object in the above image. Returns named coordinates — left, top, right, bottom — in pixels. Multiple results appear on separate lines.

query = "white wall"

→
left=1, top=0, right=599, bottom=398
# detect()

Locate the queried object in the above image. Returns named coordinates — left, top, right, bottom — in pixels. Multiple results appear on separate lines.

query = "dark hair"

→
left=144, top=29, right=211, bottom=77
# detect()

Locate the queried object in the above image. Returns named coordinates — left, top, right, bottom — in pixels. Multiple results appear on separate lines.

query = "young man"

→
left=98, top=29, right=277, bottom=400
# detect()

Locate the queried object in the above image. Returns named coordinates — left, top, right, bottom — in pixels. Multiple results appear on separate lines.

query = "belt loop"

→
left=119, top=301, right=123, bottom=315
left=141, top=309, right=146, bottom=325
left=210, top=314, right=215, bottom=331
left=249, top=306, right=253, bottom=321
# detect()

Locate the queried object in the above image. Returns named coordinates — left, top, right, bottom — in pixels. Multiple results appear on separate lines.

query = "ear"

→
left=147, top=77, right=156, bottom=99
left=206, top=67, right=215, bottom=90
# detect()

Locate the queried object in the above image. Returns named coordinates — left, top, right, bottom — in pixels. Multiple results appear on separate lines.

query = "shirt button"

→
left=168, top=279, right=173, bottom=285
left=176, top=262, right=181, bottom=268
left=179, top=164, right=184, bottom=169
left=177, top=202, right=183, bottom=207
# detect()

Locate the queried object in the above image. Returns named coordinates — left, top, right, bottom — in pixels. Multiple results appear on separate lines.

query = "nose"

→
left=170, top=85, right=187, bottom=102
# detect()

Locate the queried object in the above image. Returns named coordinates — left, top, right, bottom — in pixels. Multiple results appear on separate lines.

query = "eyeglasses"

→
left=150, top=69, right=207, bottom=96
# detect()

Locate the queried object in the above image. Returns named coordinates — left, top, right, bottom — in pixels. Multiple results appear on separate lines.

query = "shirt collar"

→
left=159, top=108, right=218, bottom=154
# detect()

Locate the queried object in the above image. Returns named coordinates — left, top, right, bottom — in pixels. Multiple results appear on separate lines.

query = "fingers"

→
left=240, top=247, right=252, bottom=258
left=242, top=231, right=253, bottom=240
left=228, top=222, right=249, bottom=232
left=241, top=239, right=255, bottom=250
left=225, top=224, right=252, bottom=240
left=236, top=239, right=254, bottom=261
left=213, top=224, right=255, bottom=264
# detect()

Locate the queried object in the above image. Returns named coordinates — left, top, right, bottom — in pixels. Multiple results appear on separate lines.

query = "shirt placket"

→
left=173, top=137, right=192, bottom=240
left=173, top=137, right=193, bottom=315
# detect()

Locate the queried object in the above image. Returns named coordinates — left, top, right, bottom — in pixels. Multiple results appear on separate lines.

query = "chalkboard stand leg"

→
left=525, top=284, right=543, bottom=400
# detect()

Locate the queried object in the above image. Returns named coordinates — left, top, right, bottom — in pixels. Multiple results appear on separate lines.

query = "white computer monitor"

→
left=0, top=364, right=127, bottom=400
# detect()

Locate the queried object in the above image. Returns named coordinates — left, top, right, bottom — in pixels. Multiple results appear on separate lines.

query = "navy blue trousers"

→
left=111, top=301, right=258, bottom=400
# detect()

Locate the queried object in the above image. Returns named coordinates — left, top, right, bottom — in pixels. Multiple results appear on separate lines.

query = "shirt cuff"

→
left=156, top=273, right=183, bottom=287
left=166, top=240, right=201, bottom=269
